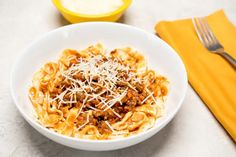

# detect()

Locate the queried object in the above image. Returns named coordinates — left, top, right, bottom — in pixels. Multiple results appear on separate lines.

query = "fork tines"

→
left=192, top=17, right=223, bottom=50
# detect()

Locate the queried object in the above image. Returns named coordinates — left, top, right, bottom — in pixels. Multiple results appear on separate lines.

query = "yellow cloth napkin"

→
left=155, top=10, right=236, bottom=141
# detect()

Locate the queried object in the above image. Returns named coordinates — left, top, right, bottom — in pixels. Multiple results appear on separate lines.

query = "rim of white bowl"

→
left=10, top=22, right=188, bottom=144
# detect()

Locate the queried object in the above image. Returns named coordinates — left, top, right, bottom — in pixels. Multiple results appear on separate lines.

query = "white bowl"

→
left=10, top=22, right=187, bottom=151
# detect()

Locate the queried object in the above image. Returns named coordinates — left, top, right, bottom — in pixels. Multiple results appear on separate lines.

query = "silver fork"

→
left=192, top=17, right=236, bottom=69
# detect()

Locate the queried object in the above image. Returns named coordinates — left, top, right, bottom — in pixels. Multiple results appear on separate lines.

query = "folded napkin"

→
left=155, top=10, right=236, bottom=141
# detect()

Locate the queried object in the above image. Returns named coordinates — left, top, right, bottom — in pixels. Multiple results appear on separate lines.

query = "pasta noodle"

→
left=29, top=43, right=169, bottom=140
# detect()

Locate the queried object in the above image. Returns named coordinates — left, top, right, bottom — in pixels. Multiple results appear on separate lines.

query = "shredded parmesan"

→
left=145, top=87, right=158, bottom=105
left=141, top=91, right=154, bottom=104
left=53, top=54, right=141, bottom=118
left=29, top=44, right=169, bottom=140
left=105, top=121, right=129, bottom=136
left=77, top=111, right=90, bottom=130
left=105, top=121, right=115, bottom=132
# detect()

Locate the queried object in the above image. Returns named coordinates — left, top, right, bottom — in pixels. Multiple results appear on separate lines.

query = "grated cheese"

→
left=77, top=111, right=90, bottom=130
left=51, top=53, right=153, bottom=119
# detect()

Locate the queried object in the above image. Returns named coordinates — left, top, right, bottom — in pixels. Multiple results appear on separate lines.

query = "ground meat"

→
left=77, top=93, right=85, bottom=102
left=117, top=71, right=129, bottom=80
left=135, top=82, right=144, bottom=93
left=89, top=99, right=100, bottom=106
left=73, top=73, right=85, bottom=81
left=126, top=99, right=137, bottom=107
left=116, top=81, right=127, bottom=87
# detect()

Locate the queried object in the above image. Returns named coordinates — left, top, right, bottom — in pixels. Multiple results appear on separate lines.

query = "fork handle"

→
left=220, top=52, right=236, bottom=70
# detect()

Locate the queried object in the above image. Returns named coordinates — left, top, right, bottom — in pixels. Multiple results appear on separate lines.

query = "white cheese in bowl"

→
left=61, top=0, right=124, bottom=15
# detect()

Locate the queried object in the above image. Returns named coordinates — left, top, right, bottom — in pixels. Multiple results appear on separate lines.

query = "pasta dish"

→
left=29, top=44, right=169, bottom=140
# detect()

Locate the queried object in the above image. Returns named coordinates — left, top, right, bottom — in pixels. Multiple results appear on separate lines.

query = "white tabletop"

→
left=1, top=0, right=236, bottom=156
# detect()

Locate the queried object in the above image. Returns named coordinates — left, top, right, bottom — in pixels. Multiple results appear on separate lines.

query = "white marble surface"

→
left=0, top=0, right=236, bottom=156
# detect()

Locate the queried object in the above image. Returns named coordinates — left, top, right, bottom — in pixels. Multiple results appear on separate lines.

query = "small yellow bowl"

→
left=52, top=0, right=132, bottom=23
